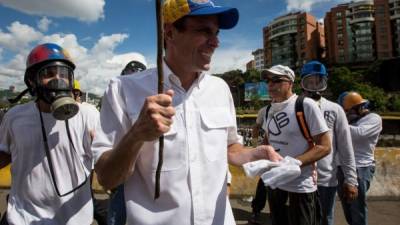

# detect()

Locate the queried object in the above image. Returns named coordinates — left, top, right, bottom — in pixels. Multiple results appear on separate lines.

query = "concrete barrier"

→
left=229, top=148, right=400, bottom=198
left=368, top=147, right=400, bottom=198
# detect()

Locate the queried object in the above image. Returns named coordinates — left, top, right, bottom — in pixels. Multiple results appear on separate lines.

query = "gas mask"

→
left=303, top=90, right=322, bottom=100
left=301, top=74, right=327, bottom=101
left=346, top=103, right=369, bottom=124
left=35, top=62, right=79, bottom=120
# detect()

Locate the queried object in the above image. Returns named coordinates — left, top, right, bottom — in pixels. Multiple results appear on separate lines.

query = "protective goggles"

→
left=300, top=74, right=327, bottom=92
left=38, top=64, right=74, bottom=82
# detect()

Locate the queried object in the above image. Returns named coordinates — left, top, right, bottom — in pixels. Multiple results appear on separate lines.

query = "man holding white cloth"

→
left=258, top=65, right=331, bottom=225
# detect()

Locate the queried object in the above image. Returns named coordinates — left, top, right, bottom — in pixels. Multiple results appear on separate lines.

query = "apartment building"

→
left=325, top=0, right=400, bottom=64
left=263, top=12, right=325, bottom=69
left=389, top=0, right=400, bottom=56
left=252, top=48, right=265, bottom=71
left=246, top=60, right=255, bottom=71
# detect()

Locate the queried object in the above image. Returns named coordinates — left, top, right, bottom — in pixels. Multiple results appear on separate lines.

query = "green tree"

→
left=326, top=66, right=363, bottom=100
left=388, top=94, right=400, bottom=111
left=353, top=83, right=387, bottom=112
left=242, top=69, right=261, bottom=83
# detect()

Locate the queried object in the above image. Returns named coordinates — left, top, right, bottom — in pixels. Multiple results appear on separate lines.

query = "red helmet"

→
left=24, top=43, right=75, bottom=89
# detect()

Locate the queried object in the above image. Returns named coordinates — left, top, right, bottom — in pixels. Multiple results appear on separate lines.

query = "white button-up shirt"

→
left=92, top=62, right=241, bottom=225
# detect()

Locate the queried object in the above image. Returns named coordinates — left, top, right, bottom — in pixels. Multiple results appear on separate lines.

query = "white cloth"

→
left=262, top=94, right=329, bottom=193
left=261, top=156, right=302, bottom=189
left=349, top=112, right=382, bottom=167
left=0, top=102, right=95, bottom=225
left=317, top=97, right=357, bottom=187
left=242, top=159, right=280, bottom=178
left=92, top=61, right=242, bottom=225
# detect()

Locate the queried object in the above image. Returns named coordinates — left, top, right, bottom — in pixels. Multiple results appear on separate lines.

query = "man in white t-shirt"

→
left=91, top=1, right=282, bottom=225
left=0, top=43, right=95, bottom=225
left=261, top=65, right=331, bottom=225
left=300, top=61, right=358, bottom=225
left=337, top=91, right=382, bottom=225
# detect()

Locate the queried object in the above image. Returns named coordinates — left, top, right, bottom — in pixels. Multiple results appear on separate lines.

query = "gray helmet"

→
left=121, top=60, right=146, bottom=75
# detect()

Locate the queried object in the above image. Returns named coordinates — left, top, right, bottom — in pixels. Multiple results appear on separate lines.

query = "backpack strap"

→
left=295, top=95, right=315, bottom=149
left=264, top=104, right=271, bottom=123
left=263, top=105, right=272, bottom=145
left=296, top=95, right=318, bottom=185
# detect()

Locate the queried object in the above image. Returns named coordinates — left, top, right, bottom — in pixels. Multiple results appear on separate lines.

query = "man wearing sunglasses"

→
left=0, top=43, right=96, bottom=225
left=260, top=65, right=331, bottom=225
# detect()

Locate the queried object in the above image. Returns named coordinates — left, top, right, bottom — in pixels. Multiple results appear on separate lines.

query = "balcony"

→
left=350, top=15, right=375, bottom=24
left=269, top=28, right=297, bottom=40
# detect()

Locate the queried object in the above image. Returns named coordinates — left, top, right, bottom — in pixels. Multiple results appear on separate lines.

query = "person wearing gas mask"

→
left=0, top=43, right=96, bottom=225
left=337, top=91, right=382, bottom=225
left=300, top=61, right=358, bottom=225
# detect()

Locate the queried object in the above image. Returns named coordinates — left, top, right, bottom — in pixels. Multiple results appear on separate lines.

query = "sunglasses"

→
left=266, top=77, right=291, bottom=84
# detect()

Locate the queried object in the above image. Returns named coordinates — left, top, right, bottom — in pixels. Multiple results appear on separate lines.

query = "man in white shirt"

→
left=337, top=91, right=382, bottom=225
left=0, top=43, right=95, bottom=225
left=91, top=1, right=281, bottom=225
left=261, top=65, right=331, bottom=225
left=300, top=61, right=358, bottom=225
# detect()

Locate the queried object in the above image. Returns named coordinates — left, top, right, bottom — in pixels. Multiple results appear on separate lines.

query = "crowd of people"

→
left=0, top=0, right=382, bottom=225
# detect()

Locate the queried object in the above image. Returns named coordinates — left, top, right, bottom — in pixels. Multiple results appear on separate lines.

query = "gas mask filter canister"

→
left=45, top=79, right=79, bottom=120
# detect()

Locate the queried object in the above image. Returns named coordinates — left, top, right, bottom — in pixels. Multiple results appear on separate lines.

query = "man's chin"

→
left=198, top=63, right=211, bottom=71
left=203, top=65, right=211, bottom=71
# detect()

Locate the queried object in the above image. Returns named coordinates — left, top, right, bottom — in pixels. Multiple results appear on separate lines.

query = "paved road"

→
left=231, top=196, right=400, bottom=225
left=0, top=189, right=399, bottom=224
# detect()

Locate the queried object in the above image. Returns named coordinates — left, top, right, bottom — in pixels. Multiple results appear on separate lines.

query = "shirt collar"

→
left=162, top=60, right=207, bottom=90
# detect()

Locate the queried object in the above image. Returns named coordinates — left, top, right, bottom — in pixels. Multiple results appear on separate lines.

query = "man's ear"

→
left=164, top=23, right=174, bottom=42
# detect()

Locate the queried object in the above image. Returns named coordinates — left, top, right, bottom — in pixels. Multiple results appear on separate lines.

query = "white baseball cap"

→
left=262, top=65, right=295, bottom=82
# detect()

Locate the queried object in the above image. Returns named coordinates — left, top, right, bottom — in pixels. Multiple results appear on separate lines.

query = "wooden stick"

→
left=155, top=0, right=164, bottom=200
